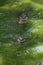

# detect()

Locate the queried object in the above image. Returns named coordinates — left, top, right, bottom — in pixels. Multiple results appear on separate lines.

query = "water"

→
left=0, top=0, right=43, bottom=65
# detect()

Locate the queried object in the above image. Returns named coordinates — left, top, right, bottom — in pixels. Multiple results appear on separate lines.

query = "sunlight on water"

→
left=5, top=43, right=13, bottom=47
left=32, top=46, right=43, bottom=53
left=31, top=28, right=38, bottom=32
left=35, top=46, right=43, bottom=52
left=37, top=62, right=43, bottom=65
left=38, top=25, right=42, bottom=28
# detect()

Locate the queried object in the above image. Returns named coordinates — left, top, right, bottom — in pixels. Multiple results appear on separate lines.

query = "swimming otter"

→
left=18, top=13, right=28, bottom=24
left=17, top=37, right=25, bottom=43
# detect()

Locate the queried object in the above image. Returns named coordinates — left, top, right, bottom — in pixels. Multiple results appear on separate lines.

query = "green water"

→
left=0, top=0, right=43, bottom=65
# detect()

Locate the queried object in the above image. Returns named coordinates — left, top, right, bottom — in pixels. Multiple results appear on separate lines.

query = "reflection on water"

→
left=23, top=49, right=30, bottom=55
left=37, top=62, right=43, bottom=65
left=32, top=46, right=43, bottom=53
left=3, top=34, right=15, bottom=38
left=31, top=28, right=38, bottom=32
